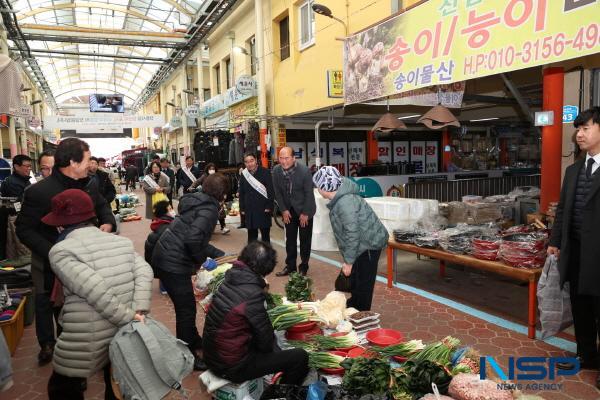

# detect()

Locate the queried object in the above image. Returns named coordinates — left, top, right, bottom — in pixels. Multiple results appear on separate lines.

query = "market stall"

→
left=196, top=259, right=543, bottom=400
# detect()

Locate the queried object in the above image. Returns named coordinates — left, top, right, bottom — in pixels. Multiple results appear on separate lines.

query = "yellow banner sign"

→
left=344, top=0, right=600, bottom=104
left=327, top=70, right=344, bottom=98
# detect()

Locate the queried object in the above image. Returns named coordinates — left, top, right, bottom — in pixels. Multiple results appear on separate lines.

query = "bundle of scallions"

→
left=267, top=303, right=323, bottom=331
left=313, top=331, right=359, bottom=350
left=408, top=336, right=461, bottom=365
left=371, top=339, right=425, bottom=357
left=308, top=352, right=346, bottom=369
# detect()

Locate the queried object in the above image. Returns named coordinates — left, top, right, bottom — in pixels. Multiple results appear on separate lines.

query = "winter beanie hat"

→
left=313, top=166, right=343, bottom=192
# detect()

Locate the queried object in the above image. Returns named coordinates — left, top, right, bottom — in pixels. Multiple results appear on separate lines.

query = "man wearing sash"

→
left=239, top=153, right=274, bottom=243
left=176, top=156, right=201, bottom=194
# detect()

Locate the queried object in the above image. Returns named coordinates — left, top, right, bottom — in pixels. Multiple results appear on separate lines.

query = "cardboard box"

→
left=213, top=378, right=264, bottom=400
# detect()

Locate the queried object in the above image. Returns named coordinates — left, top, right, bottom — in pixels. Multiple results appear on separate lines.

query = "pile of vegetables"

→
left=285, top=272, right=313, bottom=302
left=308, top=352, right=346, bottom=370
left=267, top=303, right=322, bottom=331
left=265, top=293, right=283, bottom=310
left=341, top=356, right=391, bottom=396
left=313, top=331, right=359, bottom=350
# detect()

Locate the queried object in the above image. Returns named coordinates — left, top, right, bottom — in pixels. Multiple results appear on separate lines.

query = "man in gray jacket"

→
left=272, top=147, right=316, bottom=276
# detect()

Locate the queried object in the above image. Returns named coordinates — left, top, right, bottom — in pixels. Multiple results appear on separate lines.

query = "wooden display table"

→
left=386, top=240, right=542, bottom=339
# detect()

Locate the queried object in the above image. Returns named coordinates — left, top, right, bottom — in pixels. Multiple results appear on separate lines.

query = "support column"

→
left=196, top=51, right=206, bottom=131
left=540, top=67, right=564, bottom=213
left=366, top=131, right=378, bottom=164
left=181, top=71, right=190, bottom=157
left=442, top=128, right=451, bottom=172
left=8, top=116, right=17, bottom=158
left=255, top=0, right=268, bottom=167
left=20, top=130, right=27, bottom=155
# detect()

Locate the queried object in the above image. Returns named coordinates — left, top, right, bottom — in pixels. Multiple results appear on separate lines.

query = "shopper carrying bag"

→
left=537, top=255, right=573, bottom=339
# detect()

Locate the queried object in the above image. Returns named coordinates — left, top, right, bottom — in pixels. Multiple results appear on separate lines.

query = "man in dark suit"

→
left=160, top=157, right=176, bottom=205
left=548, top=106, right=600, bottom=388
left=272, top=147, right=316, bottom=276
left=88, top=156, right=116, bottom=204
left=176, top=156, right=200, bottom=194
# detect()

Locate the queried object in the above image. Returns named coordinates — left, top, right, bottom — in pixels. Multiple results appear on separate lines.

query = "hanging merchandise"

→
left=193, top=130, right=233, bottom=166
left=244, top=121, right=260, bottom=153
left=228, top=132, right=244, bottom=165
left=0, top=55, right=23, bottom=116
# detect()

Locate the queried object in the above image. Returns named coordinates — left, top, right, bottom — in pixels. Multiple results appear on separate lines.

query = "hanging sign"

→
left=365, top=82, right=465, bottom=108
left=201, top=94, right=225, bottom=117
left=170, top=116, right=183, bottom=129
left=44, top=114, right=165, bottom=130
left=348, top=142, right=366, bottom=176
left=344, top=0, right=600, bottom=104
left=236, top=75, right=257, bottom=96
left=328, top=142, right=348, bottom=176
left=185, top=105, right=200, bottom=118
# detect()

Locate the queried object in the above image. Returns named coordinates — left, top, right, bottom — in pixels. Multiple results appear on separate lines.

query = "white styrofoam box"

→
left=213, top=378, right=263, bottom=400
left=311, top=231, right=339, bottom=252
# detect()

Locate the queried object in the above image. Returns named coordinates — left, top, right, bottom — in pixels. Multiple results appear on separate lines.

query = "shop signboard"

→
left=377, top=142, right=392, bottom=163
left=411, top=141, right=426, bottom=174
left=308, top=142, right=327, bottom=171
left=393, top=141, right=409, bottom=163
left=563, top=105, right=579, bottom=124
left=328, top=142, right=348, bottom=176
left=235, top=75, right=256, bottom=96
left=348, top=141, right=366, bottom=176
left=185, top=105, right=200, bottom=118
left=229, top=98, right=258, bottom=125
left=344, top=0, right=600, bottom=104
left=287, top=142, right=307, bottom=165
left=276, top=126, right=287, bottom=156
left=201, top=94, right=225, bottom=117
left=365, top=82, right=465, bottom=108
left=224, top=77, right=257, bottom=107
left=327, top=70, right=344, bottom=98
left=426, top=141, right=439, bottom=173
left=170, top=116, right=183, bottom=129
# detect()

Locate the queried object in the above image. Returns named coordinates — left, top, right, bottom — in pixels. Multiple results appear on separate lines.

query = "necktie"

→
left=586, top=158, right=595, bottom=179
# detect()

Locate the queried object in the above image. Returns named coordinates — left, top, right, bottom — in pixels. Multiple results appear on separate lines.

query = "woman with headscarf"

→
left=141, top=161, right=171, bottom=219
left=313, top=166, right=388, bottom=311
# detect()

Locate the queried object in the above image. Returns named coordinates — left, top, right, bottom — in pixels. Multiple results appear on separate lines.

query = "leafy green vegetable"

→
left=371, top=339, right=425, bottom=358
left=313, top=331, right=358, bottom=350
left=392, top=360, right=452, bottom=399
left=285, top=272, right=313, bottom=302
left=207, top=272, right=225, bottom=294
left=265, top=293, right=283, bottom=309
left=341, top=356, right=391, bottom=396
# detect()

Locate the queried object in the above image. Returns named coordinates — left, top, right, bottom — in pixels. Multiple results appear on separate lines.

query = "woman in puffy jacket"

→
left=43, top=189, right=153, bottom=400
left=152, top=173, right=228, bottom=370
left=203, top=241, right=309, bottom=385
left=141, top=161, right=171, bottom=219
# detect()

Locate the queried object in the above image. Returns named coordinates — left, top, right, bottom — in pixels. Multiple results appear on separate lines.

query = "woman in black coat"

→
left=238, top=153, right=274, bottom=243
left=152, top=173, right=228, bottom=370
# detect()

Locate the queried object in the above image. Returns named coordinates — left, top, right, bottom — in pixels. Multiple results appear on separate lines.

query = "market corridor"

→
left=1, top=191, right=598, bottom=399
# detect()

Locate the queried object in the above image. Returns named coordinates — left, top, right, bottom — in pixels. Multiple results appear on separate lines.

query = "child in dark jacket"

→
left=144, top=200, right=175, bottom=295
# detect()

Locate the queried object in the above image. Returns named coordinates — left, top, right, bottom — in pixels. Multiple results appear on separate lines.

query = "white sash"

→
left=182, top=167, right=196, bottom=184
left=242, top=168, right=268, bottom=199
left=143, top=174, right=160, bottom=189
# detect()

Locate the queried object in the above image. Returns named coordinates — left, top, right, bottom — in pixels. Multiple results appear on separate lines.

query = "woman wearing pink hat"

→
left=42, top=189, right=154, bottom=400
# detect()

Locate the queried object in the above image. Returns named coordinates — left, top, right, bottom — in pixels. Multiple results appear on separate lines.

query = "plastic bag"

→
left=151, top=192, right=168, bottom=206
left=335, top=272, right=352, bottom=292
left=537, top=255, right=572, bottom=339
left=307, top=380, right=327, bottom=400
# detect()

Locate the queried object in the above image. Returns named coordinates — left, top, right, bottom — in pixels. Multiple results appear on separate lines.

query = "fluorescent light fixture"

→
left=469, top=117, right=500, bottom=122
left=397, top=114, right=420, bottom=120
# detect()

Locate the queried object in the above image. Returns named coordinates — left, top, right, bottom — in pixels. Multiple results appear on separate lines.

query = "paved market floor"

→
left=4, top=191, right=599, bottom=400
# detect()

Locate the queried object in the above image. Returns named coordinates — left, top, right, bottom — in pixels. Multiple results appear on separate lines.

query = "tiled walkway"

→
left=4, top=195, right=599, bottom=399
